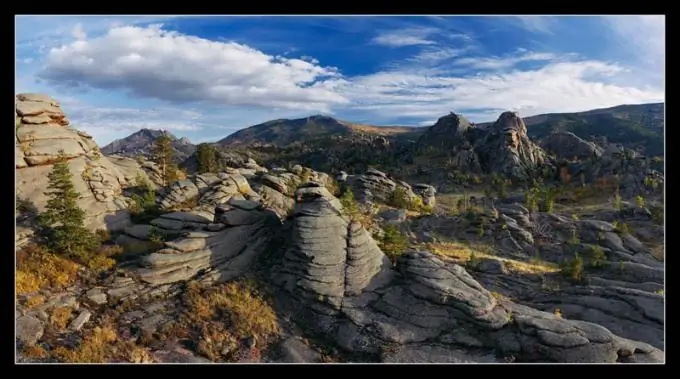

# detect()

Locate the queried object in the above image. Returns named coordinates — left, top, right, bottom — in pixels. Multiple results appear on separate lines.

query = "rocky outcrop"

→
left=264, top=187, right=663, bottom=363
left=15, top=93, right=131, bottom=231
left=345, top=169, right=419, bottom=206
left=475, top=112, right=548, bottom=183
left=134, top=199, right=281, bottom=286
left=416, top=113, right=472, bottom=151
left=541, top=131, right=603, bottom=160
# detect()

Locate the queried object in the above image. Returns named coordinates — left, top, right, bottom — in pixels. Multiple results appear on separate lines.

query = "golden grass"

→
left=345, top=123, right=414, bottom=136
left=50, top=307, right=73, bottom=330
left=24, top=294, right=46, bottom=310
left=21, top=345, right=48, bottom=359
left=52, top=322, right=153, bottom=363
left=426, top=241, right=560, bottom=274
left=158, top=280, right=281, bottom=362
left=16, top=245, right=81, bottom=296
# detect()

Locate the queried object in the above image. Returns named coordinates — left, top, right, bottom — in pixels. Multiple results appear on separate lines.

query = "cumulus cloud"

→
left=39, top=24, right=349, bottom=112
left=370, top=28, right=439, bottom=47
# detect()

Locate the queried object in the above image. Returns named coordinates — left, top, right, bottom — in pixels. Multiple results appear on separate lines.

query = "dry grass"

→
left=24, top=294, right=46, bottom=310
left=21, top=345, right=49, bottom=359
left=86, top=245, right=123, bottom=272
left=52, top=322, right=153, bottom=363
left=50, top=307, right=74, bottom=330
left=345, top=122, right=414, bottom=136
left=426, top=241, right=559, bottom=274
left=16, top=245, right=81, bottom=296
left=649, top=243, right=664, bottom=262
left=158, top=280, right=281, bottom=362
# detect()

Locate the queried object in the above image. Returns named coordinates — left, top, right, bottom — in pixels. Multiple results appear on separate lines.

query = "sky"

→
left=15, top=15, right=665, bottom=146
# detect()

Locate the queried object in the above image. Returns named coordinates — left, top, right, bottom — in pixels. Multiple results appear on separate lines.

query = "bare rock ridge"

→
left=15, top=93, right=132, bottom=233
left=416, top=111, right=547, bottom=182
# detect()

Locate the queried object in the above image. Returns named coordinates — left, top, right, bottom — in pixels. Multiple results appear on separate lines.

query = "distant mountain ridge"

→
left=217, top=103, right=663, bottom=156
left=101, top=128, right=197, bottom=163
left=217, top=115, right=418, bottom=147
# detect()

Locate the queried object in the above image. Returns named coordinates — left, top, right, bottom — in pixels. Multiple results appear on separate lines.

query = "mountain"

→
left=218, top=104, right=663, bottom=157
left=479, top=103, right=664, bottom=156
left=101, top=128, right=197, bottom=162
left=217, top=115, right=421, bottom=147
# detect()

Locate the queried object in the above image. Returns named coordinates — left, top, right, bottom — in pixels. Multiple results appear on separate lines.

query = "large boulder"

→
left=15, top=93, right=131, bottom=231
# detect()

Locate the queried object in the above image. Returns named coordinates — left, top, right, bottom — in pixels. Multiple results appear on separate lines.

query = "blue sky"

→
left=16, top=15, right=665, bottom=146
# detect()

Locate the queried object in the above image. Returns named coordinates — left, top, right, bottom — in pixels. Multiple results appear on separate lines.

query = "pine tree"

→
left=196, top=143, right=219, bottom=174
left=152, top=133, right=174, bottom=186
left=36, top=151, right=99, bottom=259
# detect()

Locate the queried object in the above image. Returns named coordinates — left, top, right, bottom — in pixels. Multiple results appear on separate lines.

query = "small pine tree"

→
left=36, top=151, right=99, bottom=260
left=196, top=143, right=219, bottom=174
left=151, top=133, right=174, bottom=186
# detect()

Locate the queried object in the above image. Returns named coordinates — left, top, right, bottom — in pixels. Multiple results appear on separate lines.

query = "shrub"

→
left=51, top=322, right=151, bottom=363
left=50, top=307, right=74, bottom=330
left=590, top=245, right=606, bottom=267
left=325, top=178, right=341, bottom=196
left=524, top=187, right=540, bottom=213
left=16, top=245, right=80, bottom=296
left=378, top=224, right=409, bottom=264
left=560, top=253, right=584, bottom=282
left=635, top=195, right=645, bottom=209
left=612, top=190, right=623, bottom=211
left=339, top=188, right=360, bottom=218
left=160, top=280, right=280, bottom=362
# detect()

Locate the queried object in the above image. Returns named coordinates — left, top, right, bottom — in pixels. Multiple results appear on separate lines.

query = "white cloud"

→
left=60, top=100, right=208, bottom=145
left=603, top=15, right=664, bottom=69
left=452, top=51, right=559, bottom=70
left=370, top=28, right=439, bottom=47
left=71, top=23, right=87, bottom=40
left=508, top=16, right=557, bottom=35
left=334, top=59, right=664, bottom=123
left=39, top=24, right=349, bottom=112
left=24, top=18, right=665, bottom=139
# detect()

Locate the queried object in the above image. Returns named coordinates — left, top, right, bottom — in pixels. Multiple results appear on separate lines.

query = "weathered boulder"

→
left=15, top=93, right=131, bottom=231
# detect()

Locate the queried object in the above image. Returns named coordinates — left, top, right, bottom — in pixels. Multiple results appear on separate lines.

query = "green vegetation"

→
left=128, top=173, right=162, bottom=224
left=36, top=151, right=100, bottom=262
left=560, top=253, right=584, bottom=282
left=196, top=143, right=220, bottom=174
left=589, top=245, right=606, bottom=268
left=151, top=134, right=178, bottom=186
left=377, top=224, right=409, bottom=264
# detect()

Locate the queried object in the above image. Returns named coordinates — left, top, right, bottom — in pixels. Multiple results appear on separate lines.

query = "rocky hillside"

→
left=101, top=129, right=196, bottom=163
left=218, top=115, right=420, bottom=148
left=482, top=103, right=664, bottom=157
left=15, top=94, right=665, bottom=364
